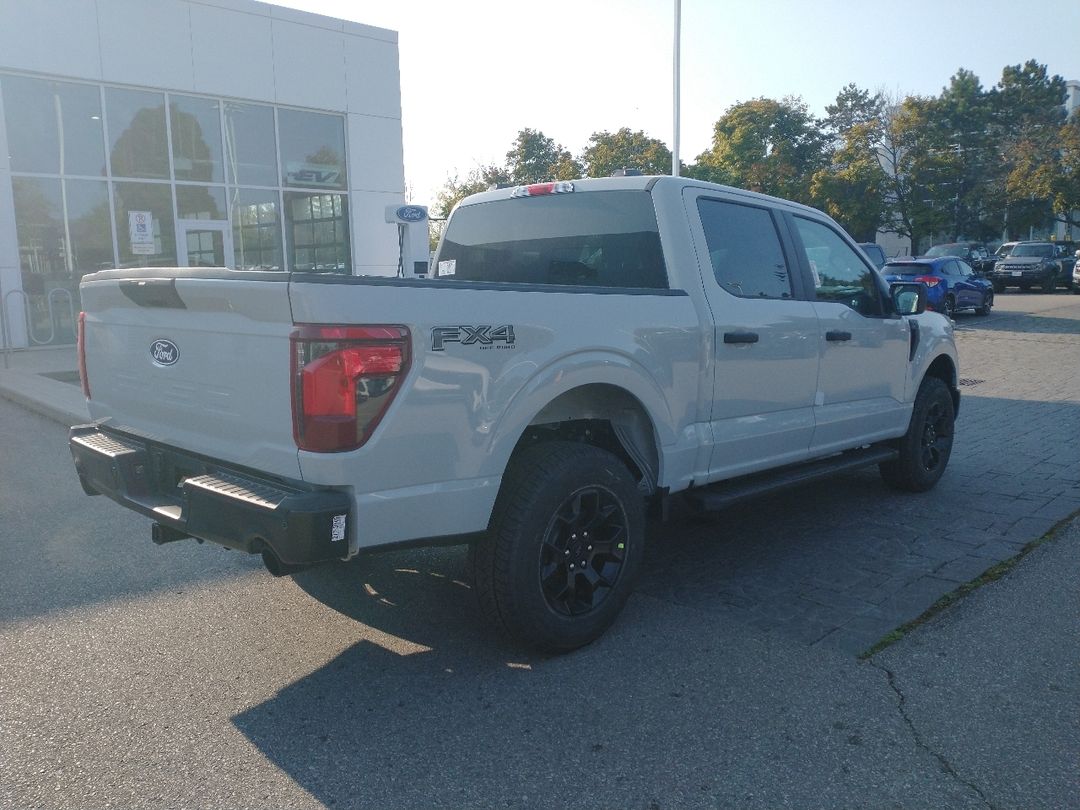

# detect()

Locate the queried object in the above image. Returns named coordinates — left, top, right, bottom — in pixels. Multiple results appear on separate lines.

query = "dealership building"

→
left=0, top=0, right=405, bottom=347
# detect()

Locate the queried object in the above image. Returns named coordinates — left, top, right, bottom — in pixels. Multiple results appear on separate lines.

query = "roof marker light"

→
left=510, top=181, right=575, bottom=198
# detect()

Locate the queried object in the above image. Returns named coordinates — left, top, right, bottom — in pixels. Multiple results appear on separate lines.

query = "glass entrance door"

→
left=178, top=220, right=233, bottom=268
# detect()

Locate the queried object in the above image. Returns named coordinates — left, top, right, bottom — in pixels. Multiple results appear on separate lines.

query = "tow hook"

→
left=152, top=523, right=192, bottom=545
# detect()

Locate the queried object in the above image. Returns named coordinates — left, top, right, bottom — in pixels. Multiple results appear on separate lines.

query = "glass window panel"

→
left=696, top=199, right=793, bottom=299
left=13, top=176, right=65, bottom=285
left=435, top=191, right=668, bottom=288
left=793, top=216, right=882, bottom=316
left=176, top=184, right=226, bottom=219
left=105, top=88, right=169, bottom=179
left=223, top=102, right=277, bottom=187
left=278, top=109, right=347, bottom=190
left=65, top=179, right=114, bottom=275
left=285, top=192, right=350, bottom=273
left=231, top=188, right=282, bottom=271
left=170, top=95, right=223, bottom=182
left=113, top=181, right=177, bottom=267
left=12, top=177, right=79, bottom=344
left=2, top=74, right=105, bottom=175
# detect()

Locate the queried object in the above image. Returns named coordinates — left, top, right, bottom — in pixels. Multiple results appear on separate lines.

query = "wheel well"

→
left=925, top=354, right=959, bottom=414
left=511, top=384, right=660, bottom=494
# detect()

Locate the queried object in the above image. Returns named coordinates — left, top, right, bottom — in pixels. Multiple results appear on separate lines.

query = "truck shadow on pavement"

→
left=231, top=394, right=1080, bottom=805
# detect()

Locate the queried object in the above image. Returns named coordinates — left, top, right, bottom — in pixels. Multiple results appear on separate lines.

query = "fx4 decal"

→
left=431, top=325, right=516, bottom=352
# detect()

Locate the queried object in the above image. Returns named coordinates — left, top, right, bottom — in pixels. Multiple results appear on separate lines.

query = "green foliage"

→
left=581, top=128, right=673, bottom=177
left=433, top=164, right=508, bottom=218
left=691, top=97, right=829, bottom=204
left=811, top=121, right=888, bottom=241
left=504, top=128, right=580, bottom=184
left=824, top=84, right=884, bottom=138
left=432, top=59, right=1076, bottom=245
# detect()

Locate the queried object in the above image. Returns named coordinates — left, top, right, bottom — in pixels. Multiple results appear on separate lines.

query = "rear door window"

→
left=435, top=191, right=668, bottom=289
left=696, top=199, right=794, bottom=299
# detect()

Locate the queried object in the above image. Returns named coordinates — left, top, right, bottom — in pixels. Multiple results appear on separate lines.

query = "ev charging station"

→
left=385, top=205, right=430, bottom=278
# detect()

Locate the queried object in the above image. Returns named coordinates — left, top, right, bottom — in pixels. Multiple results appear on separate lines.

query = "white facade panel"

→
left=350, top=191, right=406, bottom=274
left=343, top=20, right=397, bottom=43
left=190, top=3, right=275, bottom=102
left=98, top=0, right=194, bottom=91
left=0, top=0, right=102, bottom=80
left=271, top=20, right=347, bottom=111
left=347, top=113, right=405, bottom=194
left=344, top=36, right=401, bottom=118
left=269, top=4, right=343, bottom=31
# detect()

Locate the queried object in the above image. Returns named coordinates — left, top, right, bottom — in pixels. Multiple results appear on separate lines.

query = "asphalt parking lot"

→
left=1, top=292, right=1078, bottom=808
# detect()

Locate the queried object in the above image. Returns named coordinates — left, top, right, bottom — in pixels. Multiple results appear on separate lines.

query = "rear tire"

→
left=944, top=294, right=956, bottom=318
left=880, top=376, right=955, bottom=492
left=470, top=441, right=645, bottom=653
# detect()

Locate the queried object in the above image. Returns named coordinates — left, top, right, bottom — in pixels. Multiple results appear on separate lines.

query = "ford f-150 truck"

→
left=70, top=176, right=959, bottom=651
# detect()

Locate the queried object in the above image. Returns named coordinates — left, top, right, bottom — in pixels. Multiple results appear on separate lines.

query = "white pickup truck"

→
left=70, top=175, right=959, bottom=651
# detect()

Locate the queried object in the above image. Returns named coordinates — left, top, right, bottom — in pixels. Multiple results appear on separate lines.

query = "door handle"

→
left=826, top=330, right=852, bottom=342
left=723, top=331, right=759, bottom=344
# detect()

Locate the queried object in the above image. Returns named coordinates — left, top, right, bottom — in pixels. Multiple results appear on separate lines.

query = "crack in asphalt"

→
left=869, top=659, right=997, bottom=810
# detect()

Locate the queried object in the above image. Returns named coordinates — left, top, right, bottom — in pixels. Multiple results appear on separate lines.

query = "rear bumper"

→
left=69, top=425, right=352, bottom=566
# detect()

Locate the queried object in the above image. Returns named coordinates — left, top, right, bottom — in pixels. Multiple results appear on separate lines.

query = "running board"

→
left=685, top=446, right=898, bottom=512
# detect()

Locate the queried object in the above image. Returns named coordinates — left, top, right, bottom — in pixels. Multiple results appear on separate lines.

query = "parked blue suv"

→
left=883, top=256, right=994, bottom=318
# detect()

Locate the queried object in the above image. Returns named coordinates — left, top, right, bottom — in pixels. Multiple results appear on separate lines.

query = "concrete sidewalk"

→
left=0, top=345, right=90, bottom=426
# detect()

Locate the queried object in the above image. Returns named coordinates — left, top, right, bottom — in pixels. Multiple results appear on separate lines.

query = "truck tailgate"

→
left=80, top=272, right=300, bottom=480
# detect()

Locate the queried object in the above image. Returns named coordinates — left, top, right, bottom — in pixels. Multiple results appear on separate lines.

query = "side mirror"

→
left=891, top=282, right=927, bottom=315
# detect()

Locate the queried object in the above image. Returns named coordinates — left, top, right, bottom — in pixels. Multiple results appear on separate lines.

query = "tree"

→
left=690, top=97, right=829, bottom=204
left=876, top=95, right=953, bottom=252
left=823, top=84, right=884, bottom=140
left=580, top=128, right=673, bottom=177
left=504, top=128, right=580, bottom=184
left=811, top=121, right=889, bottom=241
left=990, top=60, right=1067, bottom=238
left=927, top=69, right=996, bottom=239
left=432, top=164, right=508, bottom=218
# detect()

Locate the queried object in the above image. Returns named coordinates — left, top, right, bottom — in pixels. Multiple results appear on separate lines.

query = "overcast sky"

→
left=276, top=0, right=1079, bottom=208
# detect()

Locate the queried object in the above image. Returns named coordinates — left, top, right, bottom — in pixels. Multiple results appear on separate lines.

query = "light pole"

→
left=672, top=0, right=681, bottom=177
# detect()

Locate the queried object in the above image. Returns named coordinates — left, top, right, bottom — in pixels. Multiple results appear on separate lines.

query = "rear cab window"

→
left=434, top=191, right=668, bottom=289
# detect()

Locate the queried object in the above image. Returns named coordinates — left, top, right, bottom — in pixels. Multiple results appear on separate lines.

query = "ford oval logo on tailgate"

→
left=150, top=339, right=180, bottom=366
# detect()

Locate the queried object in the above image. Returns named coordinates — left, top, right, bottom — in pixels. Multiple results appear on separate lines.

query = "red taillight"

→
left=510, top=181, right=575, bottom=198
left=291, top=325, right=410, bottom=452
left=77, top=311, right=91, bottom=399
left=914, top=275, right=941, bottom=287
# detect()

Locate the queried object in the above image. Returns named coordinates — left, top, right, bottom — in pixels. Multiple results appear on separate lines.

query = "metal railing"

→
left=0, top=285, right=78, bottom=369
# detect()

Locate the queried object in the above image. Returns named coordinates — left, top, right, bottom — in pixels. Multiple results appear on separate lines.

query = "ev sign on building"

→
left=128, top=211, right=156, bottom=255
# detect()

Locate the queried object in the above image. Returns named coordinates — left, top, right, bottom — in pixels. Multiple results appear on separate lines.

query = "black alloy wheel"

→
left=880, top=376, right=955, bottom=492
left=470, top=441, right=645, bottom=652
left=538, top=486, right=628, bottom=617
left=976, top=291, right=993, bottom=315
left=918, top=397, right=952, bottom=474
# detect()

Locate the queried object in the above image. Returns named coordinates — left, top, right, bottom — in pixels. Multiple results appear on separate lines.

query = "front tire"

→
left=470, top=441, right=645, bottom=652
left=992, top=280, right=1005, bottom=294
left=1042, top=274, right=1056, bottom=294
left=975, top=291, right=993, bottom=316
left=880, top=376, right=955, bottom=492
